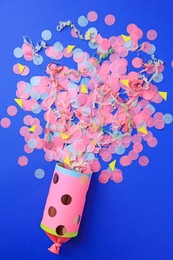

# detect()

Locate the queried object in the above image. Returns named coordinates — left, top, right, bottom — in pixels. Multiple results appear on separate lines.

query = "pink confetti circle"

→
left=171, top=60, right=173, bottom=68
left=126, top=23, right=138, bottom=34
left=111, top=169, right=123, bottom=183
left=138, top=156, right=149, bottom=166
left=120, top=155, right=132, bottom=166
left=18, top=156, right=28, bottom=166
left=23, top=115, right=33, bottom=125
left=146, top=29, right=157, bottom=41
left=132, top=57, right=143, bottom=68
left=104, top=14, right=116, bottom=26
left=87, top=11, right=98, bottom=22
left=147, top=137, right=158, bottom=147
left=98, top=170, right=110, bottom=184
left=7, top=105, right=18, bottom=116
left=0, top=117, right=11, bottom=128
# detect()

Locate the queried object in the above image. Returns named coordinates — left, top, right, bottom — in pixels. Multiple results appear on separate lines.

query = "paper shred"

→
left=0, top=117, right=11, bottom=128
left=109, top=160, right=116, bottom=171
left=34, top=168, right=45, bottom=179
left=158, top=91, right=167, bottom=100
left=137, top=126, right=148, bottom=134
left=14, top=98, right=23, bottom=108
left=29, top=125, right=36, bottom=133
left=120, top=79, right=129, bottom=87
left=121, top=34, right=131, bottom=42
left=61, top=132, right=70, bottom=140
left=80, top=84, right=88, bottom=93
left=64, top=156, right=71, bottom=166
left=104, top=14, right=116, bottom=26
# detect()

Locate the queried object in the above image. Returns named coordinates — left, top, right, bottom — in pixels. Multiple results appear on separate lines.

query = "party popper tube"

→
left=40, top=164, right=92, bottom=254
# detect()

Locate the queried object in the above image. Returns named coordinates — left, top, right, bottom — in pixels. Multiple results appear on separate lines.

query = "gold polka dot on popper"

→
left=80, top=175, right=89, bottom=185
left=48, top=206, right=57, bottom=217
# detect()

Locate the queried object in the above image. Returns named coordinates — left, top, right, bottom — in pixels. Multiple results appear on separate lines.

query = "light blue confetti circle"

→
left=147, top=44, right=156, bottom=55
left=116, top=146, right=125, bottom=155
left=28, top=138, right=38, bottom=149
left=54, top=41, right=64, bottom=51
left=13, top=47, right=23, bottom=58
left=34, top=168, right=45, bottom=179
left=41, top=30, right=52, bottom=41
left=163, top=113, right=173, bottom=124
left=153, top=72, right=163, bottom=83
left=33, top=55, right=43, bottom=65
left=78, top=15, right=88, bottom=27
left=30, top=76, right=40, bottom=86
left=32, top=103, right=41, bottom=114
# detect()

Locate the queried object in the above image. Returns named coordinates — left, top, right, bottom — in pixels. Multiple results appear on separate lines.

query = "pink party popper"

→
left=40, top=164, right=92, bottom=254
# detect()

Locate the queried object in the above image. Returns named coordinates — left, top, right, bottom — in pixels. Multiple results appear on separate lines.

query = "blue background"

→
left=0, top=0, right=173, bottom=259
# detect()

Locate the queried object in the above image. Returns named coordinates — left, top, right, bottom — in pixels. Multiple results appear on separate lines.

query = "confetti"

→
left=138, top=156, right=149, bottom=166
left=18, top=156, right=28, bottom=166
left=11, top=13, right=172, bottom=184
left=87, top=11, right=98, bottom=22
left=41, top=30, right=52, bottom=41
left=147, top=29, right=157, bottom=41
left=13, top=63, right=30, bottom=76
left=78, top=15, right=88, bottom=27
left=104, top=14, right=116, bottom=26
left=0, top=117, right=11, bottom=128
left=13, top=47, right=23, bottom=58
left=34, top=168, right=45, bottom=179
left=7, top=105, right=18, bottom=116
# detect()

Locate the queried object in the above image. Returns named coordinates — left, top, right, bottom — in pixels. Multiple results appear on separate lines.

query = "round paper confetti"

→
left=11, top=17, right=172, bottom=184
left=163, top=113, right=173, bottom=124
left=138, top=156, right=149, bottom=166
left=34, top=168, right=45, bottom=179
left=0, top=117, right=11, bottom=128
left=78, top=15, right=88, bottom=27
left=18, top=156, right=28, bottom=166
left=7, top=106, right=17, bottom=116
left=104, top=14, right=116, bottom=26
left=41, top=30, right=52, bottom=40
left=147, top=29, right=157, bottom=41
left=87, top=11, right=98, bottom=22
left=13, top=47, right=23, bottom=58
left=33, top=55, right=43, bottom=65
